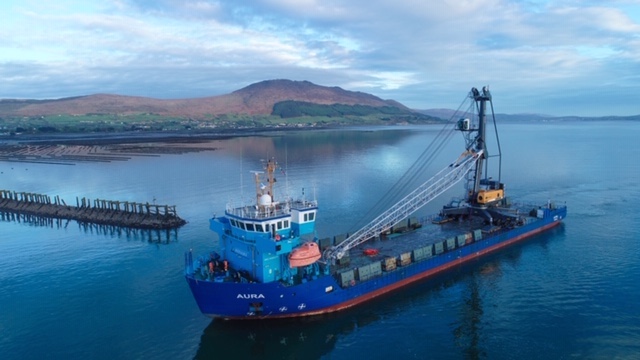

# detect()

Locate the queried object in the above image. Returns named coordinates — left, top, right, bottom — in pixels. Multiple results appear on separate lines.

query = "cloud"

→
left=1, top=0, right=639, bottom=116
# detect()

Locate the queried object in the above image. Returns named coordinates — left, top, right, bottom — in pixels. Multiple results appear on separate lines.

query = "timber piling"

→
left=0, top=190, right=186, bottom=229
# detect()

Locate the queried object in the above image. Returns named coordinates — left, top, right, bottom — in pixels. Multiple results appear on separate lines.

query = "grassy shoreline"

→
left=0, top=125, right=342, bottom=146
left=0, top=112, right=441, bottom=144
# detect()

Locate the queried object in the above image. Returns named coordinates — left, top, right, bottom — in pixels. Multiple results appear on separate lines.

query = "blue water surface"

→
left=1, top=122, right=639, bottom=359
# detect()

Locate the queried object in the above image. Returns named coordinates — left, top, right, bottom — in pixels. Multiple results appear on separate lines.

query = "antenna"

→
left=285, top=142, right=290, bottom=201
left=240, top=144, right=244, bottom=207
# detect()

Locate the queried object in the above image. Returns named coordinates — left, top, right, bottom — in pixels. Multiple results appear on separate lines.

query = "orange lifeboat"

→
left=288, top=242, right=321, bottom=268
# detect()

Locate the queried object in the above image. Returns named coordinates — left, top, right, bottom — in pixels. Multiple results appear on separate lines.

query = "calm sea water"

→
left=1, top=122, right=639, bottom=359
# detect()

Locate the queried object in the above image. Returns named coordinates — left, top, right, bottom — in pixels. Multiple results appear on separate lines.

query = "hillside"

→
left=0, top=80, right=412, bottom=118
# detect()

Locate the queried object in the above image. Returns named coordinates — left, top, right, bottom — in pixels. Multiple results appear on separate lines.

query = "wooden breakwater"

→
left=0, top=190, right=187, bottom=229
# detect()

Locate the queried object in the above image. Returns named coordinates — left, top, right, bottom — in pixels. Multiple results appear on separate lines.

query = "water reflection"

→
left=0, top=211, right=179, bottom=243
left=77, top=222, right=179, bottom=243
left=453, top=275, right=486, bottom=359
left=450, top=226, right=565, bottom=359
left=222, top=128, right=422, bottom=163
left=194, top=315, right=345, bottom=359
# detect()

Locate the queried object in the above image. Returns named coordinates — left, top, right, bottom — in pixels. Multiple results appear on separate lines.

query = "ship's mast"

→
left=265, top=158, right=276, bottom=202
left=253, top=158, right=278, bottom=212
left=471, top=86, right=490, bottom=201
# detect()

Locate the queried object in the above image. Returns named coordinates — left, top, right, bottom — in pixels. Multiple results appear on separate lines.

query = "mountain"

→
left=0, top=80, right=413, bottom=118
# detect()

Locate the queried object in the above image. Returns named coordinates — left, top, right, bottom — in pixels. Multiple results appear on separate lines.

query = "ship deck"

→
left=333, top=202, right=541, bottom=272
left=189, top=202, right=554, bottom=285
left=335, top=217, right=478, bottom=270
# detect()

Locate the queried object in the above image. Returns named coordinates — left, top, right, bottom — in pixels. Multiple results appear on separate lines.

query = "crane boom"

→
left=324, top=149, right=483, bottom=261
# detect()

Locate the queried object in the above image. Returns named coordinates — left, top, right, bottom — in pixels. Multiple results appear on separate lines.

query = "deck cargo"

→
left=383, top=257, right=397, bottom=271
left=339, top=270, right=355, bottom=287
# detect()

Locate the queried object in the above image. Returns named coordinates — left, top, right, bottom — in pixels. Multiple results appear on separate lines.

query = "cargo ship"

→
left=185, top=87, right=567, bottom=319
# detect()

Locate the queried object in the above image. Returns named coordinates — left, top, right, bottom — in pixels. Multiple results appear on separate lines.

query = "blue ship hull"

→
left=186, top=206, right=566, bottom=319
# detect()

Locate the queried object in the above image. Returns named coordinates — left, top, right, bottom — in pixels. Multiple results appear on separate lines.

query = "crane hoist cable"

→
left=348, top=92, right=475, bottom=234
left=325, top=148, right=483, bottom=261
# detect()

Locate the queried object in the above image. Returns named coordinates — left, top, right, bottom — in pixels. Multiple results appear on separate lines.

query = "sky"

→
left=1, top=0, right=639, bottom=116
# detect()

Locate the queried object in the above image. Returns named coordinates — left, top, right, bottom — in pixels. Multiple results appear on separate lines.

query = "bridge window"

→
left=256, top=224, right=264, bottom=232
left=246, top=223, right=255, bottom=231
left=303, top=212, right=315, bottom=222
